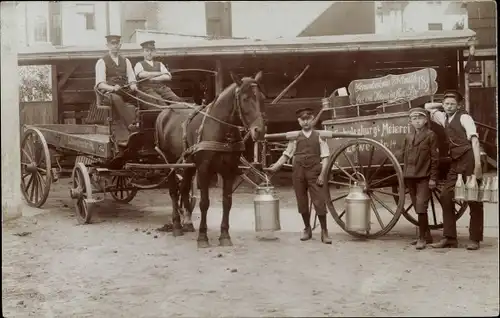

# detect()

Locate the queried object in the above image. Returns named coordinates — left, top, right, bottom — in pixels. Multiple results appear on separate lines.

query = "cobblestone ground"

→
left=2, top=175, right=499, bottom=317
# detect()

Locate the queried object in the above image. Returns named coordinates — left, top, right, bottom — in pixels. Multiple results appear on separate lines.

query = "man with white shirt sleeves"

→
left=134, top=40, right=183, bottom=108
left=95, top=34, right=139, bottom=132
left=267, top=107, right=332, bottom=244
left=425, top=89, right=484, bottom=250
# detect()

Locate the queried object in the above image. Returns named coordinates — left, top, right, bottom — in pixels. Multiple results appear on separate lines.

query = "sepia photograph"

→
left=2, top=1, right=498, bottom=317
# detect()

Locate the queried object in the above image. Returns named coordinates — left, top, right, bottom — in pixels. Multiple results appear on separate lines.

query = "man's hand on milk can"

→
left=264, top=164, right=279, bottom=174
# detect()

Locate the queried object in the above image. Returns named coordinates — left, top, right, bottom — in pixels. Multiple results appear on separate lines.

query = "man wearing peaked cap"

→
left=295, top=107, right=314, bottom=119
left=425, top=90, right=484, bottom=250
left=443, top=89, right=464, bottom=103
left=408, top=107, right=428, bottom=118
left=134, top=39, right=184, bottom=108
left=267, top=106, right=333, bottom=244
left=95, top=34, right=139, bottom=135
left=399, top=106, right=439, bottom=249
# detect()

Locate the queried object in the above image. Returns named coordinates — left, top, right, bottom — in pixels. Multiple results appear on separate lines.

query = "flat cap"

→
left=296, top=107, right=314, bottom=118
left=408, top=107, right=428, bottom=118
left=140, top=40, right=156, bottom=49
left=105, top=34, right=121, bottom=42
left=443, top=89, right=464, bottom=103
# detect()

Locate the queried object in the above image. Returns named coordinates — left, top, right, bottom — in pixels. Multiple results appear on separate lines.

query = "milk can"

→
left=254, top=185, right=281, bottom=240
left=345, top=173, right=371, bottom=233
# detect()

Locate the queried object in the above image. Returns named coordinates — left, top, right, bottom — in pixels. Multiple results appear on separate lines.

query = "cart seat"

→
left=117, top=132, right=142, bottom=149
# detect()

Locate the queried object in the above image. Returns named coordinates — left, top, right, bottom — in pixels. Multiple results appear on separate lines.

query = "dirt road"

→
left=2, top=179, right=499, bottom=317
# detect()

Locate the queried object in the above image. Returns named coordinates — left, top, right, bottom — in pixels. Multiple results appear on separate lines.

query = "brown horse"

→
left=155, top=71, right=266, bottom=248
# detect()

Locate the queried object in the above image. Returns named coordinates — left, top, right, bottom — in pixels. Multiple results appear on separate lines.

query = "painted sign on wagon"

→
left=324, top=113, right=411, bottom=169
left=348, top=68, right=438, bottom=104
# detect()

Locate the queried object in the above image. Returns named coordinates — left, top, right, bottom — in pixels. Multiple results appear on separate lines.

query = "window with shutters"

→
left=76, top=4, right=95, bottom=30
left=34, top=16, right=48, bottom=42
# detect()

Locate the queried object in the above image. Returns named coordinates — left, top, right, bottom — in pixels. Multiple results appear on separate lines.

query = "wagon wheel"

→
left=392, top=183, right=468, bottom=230
left=323, top=138, right=405, bottom=239
left=20, top=127, right=52, bottom=208
left=71, top=163, right=93, bottom=224
left=110, top=175, right=138, bottom=203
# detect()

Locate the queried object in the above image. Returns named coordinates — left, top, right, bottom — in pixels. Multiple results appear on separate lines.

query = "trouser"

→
left=292, top=163, right=327, bottom=216
left=141, top=86, right=183, bottom=109
left=405, top=177, right=431, bottom=238
left=106, top=91, right=137, bottom=128
left=441, top=150, right=484, bottom=242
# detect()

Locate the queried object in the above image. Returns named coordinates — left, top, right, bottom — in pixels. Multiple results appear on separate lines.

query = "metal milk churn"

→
left=254, top=185, right=281, bottom=239
left=345, top=173, right=371, bottom=233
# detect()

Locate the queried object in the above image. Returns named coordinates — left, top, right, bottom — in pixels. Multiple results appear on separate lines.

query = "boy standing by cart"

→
left=425, top=90, right=484, bottom=250
left=401, top=107, right=439, bottom=250
left=266, top=107, right=332, bottom=244
left=134, top=40, right=183, bottom=108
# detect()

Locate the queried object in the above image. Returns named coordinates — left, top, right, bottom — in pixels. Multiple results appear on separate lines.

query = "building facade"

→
left=17, top=1, right=121, bottom=48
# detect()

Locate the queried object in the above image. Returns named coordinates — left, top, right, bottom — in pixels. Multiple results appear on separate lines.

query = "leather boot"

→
left=415, top=239, right=427, bottom=250
left=321, top=229, right=332, bottom=244
left=410, top=230, right=433, bottom=245
left=300, top=227, right=312, bottom=241
left=466, top=240, right=480, bottom=250
left=430, top=238, right=458, bottom=248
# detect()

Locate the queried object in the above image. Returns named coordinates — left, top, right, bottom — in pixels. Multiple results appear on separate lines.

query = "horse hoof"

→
left=197, top=240, right=210, bottom=248
left=219, top=238, right=233, bottom=247
left=182, top=223, right=196, bottom=232
left=172, top=228, right=184, bottom=237
left=156, top=224, right=173, bottom=232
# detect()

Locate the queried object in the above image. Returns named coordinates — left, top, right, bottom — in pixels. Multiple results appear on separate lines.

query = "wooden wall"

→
left=469, top=87, right=497, bottom=162
left=20, top=101, right=54, bottom=125
left=54, top=56, right=215, bottom=124
left=52, top=48, right=460, bottom=129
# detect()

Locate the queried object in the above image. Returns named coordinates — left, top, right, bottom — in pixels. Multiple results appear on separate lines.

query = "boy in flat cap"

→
left=425, top=90, right=484, bottom=250
left=267, top=107, right=332, bottom=244
left=134, top=40, right=183, bottom=107
left=95, top=35, right=139, bottom=132
left=400, top=107, right=439, bottom=250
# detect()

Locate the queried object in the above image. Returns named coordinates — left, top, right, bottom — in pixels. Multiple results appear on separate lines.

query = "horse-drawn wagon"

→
left=19, top=29, right=486, bottom=243
left=262, top=70, right=481, bottom=240
left=20, top=89, right=199, bottom=224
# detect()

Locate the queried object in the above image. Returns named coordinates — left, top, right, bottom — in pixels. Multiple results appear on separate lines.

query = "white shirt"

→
left=282, top=130, right=330, bottom=159
left=134, top=60, right=170, bottom=77
left=95, top=55, right=137, bottom=88
left=427, top=109, right=479, bottom=140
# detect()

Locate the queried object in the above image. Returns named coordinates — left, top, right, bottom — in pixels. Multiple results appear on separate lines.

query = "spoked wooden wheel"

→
left=323, top=138, right=405, bottom=239
left=71, top=163, right=93, bottom=224
left=20, top=127, right=52, bottom=208
left=110, top=175, right=138, bottom=203
left=392, top=182, right=468, bottom=230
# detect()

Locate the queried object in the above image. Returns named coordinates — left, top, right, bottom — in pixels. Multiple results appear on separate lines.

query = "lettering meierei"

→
left=347, top=68, right=438, bottom=104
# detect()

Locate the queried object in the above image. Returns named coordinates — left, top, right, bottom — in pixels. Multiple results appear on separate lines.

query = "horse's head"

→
left=230, top=71, right=266, bottom=141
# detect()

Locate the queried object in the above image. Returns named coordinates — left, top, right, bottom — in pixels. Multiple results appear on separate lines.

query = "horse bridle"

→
left=231, top=82, right=263, bottom=132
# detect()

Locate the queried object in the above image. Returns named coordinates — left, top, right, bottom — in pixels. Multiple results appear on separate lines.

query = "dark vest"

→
left=293, top=130, right=321, bottom=168
left=445, top=109, right=472, bottom=160
left=138, top=60, right=162, bottom=89
left=102, top=54, right=127, bottom=86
